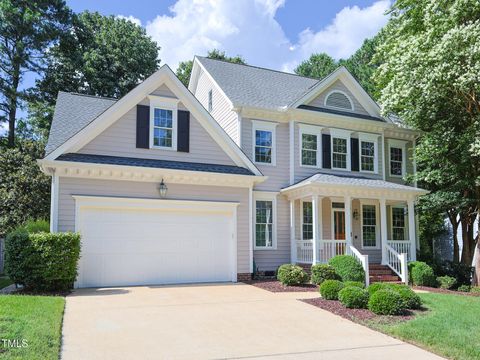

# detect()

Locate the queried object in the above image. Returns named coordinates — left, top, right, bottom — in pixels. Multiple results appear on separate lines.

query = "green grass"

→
left=0, top=277, right=13, bottom=290
left=369, top=292, right=480, bottom=360
left=0, top=295, right=65, bottom=359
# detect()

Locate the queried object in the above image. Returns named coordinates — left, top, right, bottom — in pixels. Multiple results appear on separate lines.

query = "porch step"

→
left=368, top=264, right=401, bottom=283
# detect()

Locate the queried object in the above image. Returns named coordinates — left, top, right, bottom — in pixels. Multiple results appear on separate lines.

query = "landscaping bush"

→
left=338, top=286, right=369, bottom=309
left=5, top=229, right=81, bottom=291
left=22, top=219, right=50, bottom=233
left=457, top=284, right=471, bottom=292
left=311, top=264, right=339, bottom=285
left=471, top=287, right=480, bottom=293
left=437, top=275, right=457, bottom=290
left=343, top=281, right=364, bottom=288
left=328, top=255, right=365, bottom=283
left=410, top=261, right=437, bottom=286
left=277, top=264, right=309, bottom=286
left=368, top=289, right=404, bottom=315
left=435, top=260, right=473, bottom=287
left=367, top=283, right=421, bottom=309
left=319, top=280, right=345, bottom=300
left=367, top=282, right=387, bottom=295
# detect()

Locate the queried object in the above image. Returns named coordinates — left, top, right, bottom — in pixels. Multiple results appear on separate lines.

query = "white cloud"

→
left=142, top=0, right=390, bottom=72
left=117, top=15, right=142, bottom=27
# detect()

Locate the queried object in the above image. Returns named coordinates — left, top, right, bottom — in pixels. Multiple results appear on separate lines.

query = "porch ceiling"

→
left=281, top=172, right=428, bottom=201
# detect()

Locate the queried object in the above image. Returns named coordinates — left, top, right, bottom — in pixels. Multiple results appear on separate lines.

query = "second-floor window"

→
left=153, top=108, right=173, bottom=148
left=252, top=121, right=277, bottom=165
left=301, top=134, right=318, bottom=166
left=332, top=137, right=348, bottom=169
left=388, top=139, right=406, bottom=177
left=360, top=141, right=375, bottom=172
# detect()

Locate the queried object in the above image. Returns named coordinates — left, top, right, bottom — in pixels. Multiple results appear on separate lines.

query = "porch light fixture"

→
left=353, top=209, right=359, bottom=220
left=158, top=179, right=168, bottom=198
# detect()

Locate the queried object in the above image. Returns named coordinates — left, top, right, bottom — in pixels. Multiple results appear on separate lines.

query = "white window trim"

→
left=253, top=191, right=277, bottom=250
left=300, top=200, right=313, bottom=240
left=391, top=205, right=407, bottom=241
left=324, top=90, right=354, bottom=111
left=252, top=120, right=278, bottom=166
left=330, top=129, right=351, bottom=171
left=388, top=139, right=407, bottom=178
left=360, top=200, right=380, bottom=249
left=299, top=123, right=322, bottom=168
left=148, top=95, right=180, bottom=151
left=358, top=133, right=379, bottom=174
left=331, top=202, right=345, bottom=241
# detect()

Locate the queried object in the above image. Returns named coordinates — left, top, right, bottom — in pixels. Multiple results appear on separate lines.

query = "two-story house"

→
left=41, top=58, right=426, bottom=288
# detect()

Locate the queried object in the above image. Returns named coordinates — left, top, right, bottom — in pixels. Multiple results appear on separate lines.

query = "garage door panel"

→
left=76, top=198, right=236, bottom=288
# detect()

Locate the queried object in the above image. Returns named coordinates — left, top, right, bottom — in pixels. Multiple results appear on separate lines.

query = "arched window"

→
left=324, top=91, right=354, bottom=111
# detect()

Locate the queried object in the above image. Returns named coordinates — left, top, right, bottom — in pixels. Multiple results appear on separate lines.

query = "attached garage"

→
left=74, top=196, right=238, bottom=288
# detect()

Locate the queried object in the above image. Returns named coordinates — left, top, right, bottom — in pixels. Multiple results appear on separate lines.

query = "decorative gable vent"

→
left=325, top=91, right=354, bottom=111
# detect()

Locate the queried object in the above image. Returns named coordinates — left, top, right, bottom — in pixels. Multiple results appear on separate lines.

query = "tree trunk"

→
left=460, top=216, right=471, bottom=264
left=7, top=62, right=20, bottom=148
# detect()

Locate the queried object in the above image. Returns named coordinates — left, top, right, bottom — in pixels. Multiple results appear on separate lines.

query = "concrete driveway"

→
left=62, top=283, right=442, bottom=360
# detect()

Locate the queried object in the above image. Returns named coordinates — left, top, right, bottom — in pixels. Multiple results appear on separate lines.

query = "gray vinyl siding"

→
left=78, top=100, right=235, bottom=166
left=307, top=79, right=370, bottom=116
left=294, top=123, right=383, bottom=183
left=384, top=138, right=414, bottom=185
left=194, top=69, right=239, bottom=144
left=241, top=118, right=290, bottom=191
left=57, top=177, right=251, bottom=274
left=253, top=194, right=290, bottom=271
left=150, top=84, right=176, bottom=98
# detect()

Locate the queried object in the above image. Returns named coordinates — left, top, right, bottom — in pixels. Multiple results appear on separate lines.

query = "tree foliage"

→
left=374, top=0, right=480, bottom=276
left=294, top=53, right=338, bottom=80
left=0, top=0, right=72, bottom=147
left=30, top=11, right=160, bottom=138
left=176, top=49, right=247, bottom=86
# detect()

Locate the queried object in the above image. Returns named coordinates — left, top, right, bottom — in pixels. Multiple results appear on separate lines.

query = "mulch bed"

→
left=301, top=297, right=417, bottom=324
left=413, top=286, right=480, bottom=297
left=245, top=279, right=318, bottom=292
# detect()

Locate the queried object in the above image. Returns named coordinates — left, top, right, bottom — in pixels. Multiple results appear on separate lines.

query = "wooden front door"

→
left=333, top=210, right=346, bottom=240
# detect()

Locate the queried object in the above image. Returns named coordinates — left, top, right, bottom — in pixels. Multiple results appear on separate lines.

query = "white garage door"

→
left=74, top=196, right=237, bottom=288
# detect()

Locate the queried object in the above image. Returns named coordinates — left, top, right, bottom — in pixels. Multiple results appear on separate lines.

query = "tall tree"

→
left=0, top=0, right=71, bottom=147
left=30, top=11, right=160, bottom=138
left=375, top=0, right=480, bottom=280
left=176, top=49, right=247, bottom=87
left=294, top=53, right=338, bottom=80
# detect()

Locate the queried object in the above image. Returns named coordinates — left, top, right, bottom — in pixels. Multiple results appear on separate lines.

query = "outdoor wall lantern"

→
left=352, top=209, right=359, bottom=220
left=158, top=179, right=168, bottom=198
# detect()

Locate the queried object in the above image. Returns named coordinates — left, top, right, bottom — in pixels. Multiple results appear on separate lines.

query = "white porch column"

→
left=380, top=198, right=388, bottom=264
left=344, top=196, right=352, bottom=247
left=312, top=195, right=319, bottom=264
left=408, top=199, right=416, bottom=261
left=290, top=199, right=297, bottom=263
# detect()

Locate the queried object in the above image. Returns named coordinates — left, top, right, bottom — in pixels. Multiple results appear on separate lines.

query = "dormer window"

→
left=324, top=91, right=354, bottom=111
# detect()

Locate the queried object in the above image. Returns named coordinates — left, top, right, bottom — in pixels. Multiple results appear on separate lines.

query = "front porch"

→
left=281, top=173, right=428, bottom=283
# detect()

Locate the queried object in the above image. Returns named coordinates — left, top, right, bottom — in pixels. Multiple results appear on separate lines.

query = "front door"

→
left=333, top=209, right=346, bottom=240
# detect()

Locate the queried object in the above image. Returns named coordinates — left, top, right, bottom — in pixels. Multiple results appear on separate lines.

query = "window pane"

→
left=302, top=150, right=316, bottom=166
left=390, top=147, right=403, bottom=175
left=392, top=208, right=405, bottom=240
left=255, top=146, right=272, bottom=163
left=333, top=153, right=347, bottom=168
left=255, top=130, right=272, bottom=147
left=332, top=137, right=347, bottom=169
left=361, top=141, right=375, bottom=172
left=153, top=128, right=172, bottom=147
left=302, top=134, right=317, bottom=150
left=333, top=138, right=347, bottom=153
left=362, top=205, right=376, bottom=247
left=154, top=108, right=172, bottom=128
left=256, top=201, right=273, bottom=247
left=255, top=224, right=266, bottom=246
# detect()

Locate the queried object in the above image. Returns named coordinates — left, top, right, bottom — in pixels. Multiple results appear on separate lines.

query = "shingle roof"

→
left=298, top=105, right=385, bottom=122
left=283, top=172, right=428, bottom=193
left=196, top=56, right=319, bottom=109
left=56, top=153, right=255, bottom=176
left=45, top=92, right=117, bottom=155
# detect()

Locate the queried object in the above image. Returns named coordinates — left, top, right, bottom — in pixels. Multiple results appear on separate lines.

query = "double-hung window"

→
left=254, top=193, right=276, bottom=249
left=359, top=133, right=378, bottom=173
left=149, top=95, right=179, bottom=150
left=392, top=207, right=406, bottom=240
left=299, top=124, right=321, bottom=167
left=252, top=121, right=277, bottom=165
left=302, top=202, right=313, bottom=240
left=330, top=129, right=351, bottom=171
left=388, top=139, right=407, bottom=177
left=362, top=204, right=377, bottom=247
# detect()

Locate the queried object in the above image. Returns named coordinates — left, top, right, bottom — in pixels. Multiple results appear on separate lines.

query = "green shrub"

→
left=328, top=255, right=365, bottom=283
left=277, top=264, right=309, bottom=286
left=437, top=275, right=457, bottom=290
left=5, top=230, right=81, bottom=291
left=367, top=282, right=387, bottom=295
left=367, top=283, right=421, bottom=309
left=457, top=284, right=471, bottom=292
left=471, top=287, right=480, bottom=293
left=338, top=286, right=369, bottom=308
left=22, top=219, right=50, bottom=233
left=319, top=280, right=345, bottom=300
left=343, top=281, right=364, bottom=288
left=410, top=262, right=436, bottom=286
left=311, top=264, right=339, bottom=285
left=368, top=289, right=404, bottom=315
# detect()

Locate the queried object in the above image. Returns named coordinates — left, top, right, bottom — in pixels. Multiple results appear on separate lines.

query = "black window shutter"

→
left=177, top=110, right=190, bottom=152
left=351, top=137, right=359, bottom=171
left=322, top=134, right=331, bottom=169
left=136, top=105, right=150, bottom=149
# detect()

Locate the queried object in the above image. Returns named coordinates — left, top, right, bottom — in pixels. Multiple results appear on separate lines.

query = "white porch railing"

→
left=387, top=241, right=412, bottom=261
left=346, top=245, right=370, bottom=286
left=295, top=239, right=347, bottom=264
left=385, top=244, right=408, bottom=284
left=296, top=240, right=313, bottom=264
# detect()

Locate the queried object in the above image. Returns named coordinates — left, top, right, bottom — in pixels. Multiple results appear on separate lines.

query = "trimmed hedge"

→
left=319, top=280, right=344, bottom=300
left=367, top=283, right=421, bottom=310
left=277, top=264, right=309, bottom=286
left=311, top=264, right=339, bottom=285
left=410, top=262, right=436, bottom=286
left=457, top=284, right=471, bottom=292
left=328, top=255, right=365, bottom=283
left=437, top=275, right=456, bottom=290
left=22, top=219, right=50, bottom=234
left=338, top=286, right=369, bottom=309
left=471, top=287, right=480, bottom=293
left=5, top=230, right=81, bottom=291
left=368, top=289, right=404, bottom=315
left=343, top=281, right=364, bottom=288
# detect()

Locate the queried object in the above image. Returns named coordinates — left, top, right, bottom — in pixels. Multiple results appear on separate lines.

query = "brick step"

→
left=369, top=264, right=391, bottom=270
left=369, top=275, right=401, bottom=282
left=369, top=269, right=395, bottom=275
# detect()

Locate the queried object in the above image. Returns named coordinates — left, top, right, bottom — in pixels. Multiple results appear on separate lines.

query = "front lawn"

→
left=369, top=292, right=480, bottom=360
left=0, top=295, right=65, bottom=359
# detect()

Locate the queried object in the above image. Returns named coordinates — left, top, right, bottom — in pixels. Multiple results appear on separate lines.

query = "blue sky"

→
left=10, top=0, right=390, bottom=127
